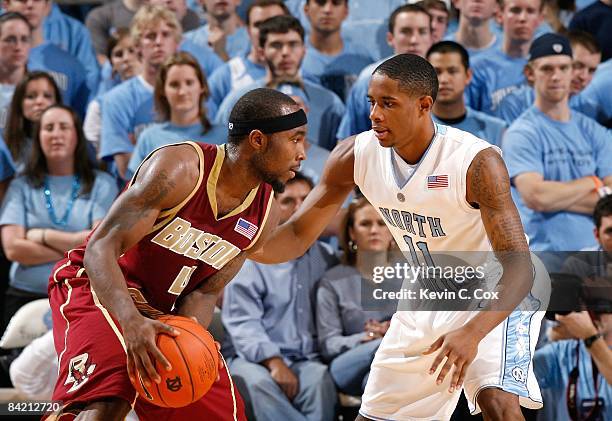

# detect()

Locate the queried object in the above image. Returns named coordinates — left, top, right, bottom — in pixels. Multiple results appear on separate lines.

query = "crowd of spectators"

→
left=0, top=0, right=610, bottom=420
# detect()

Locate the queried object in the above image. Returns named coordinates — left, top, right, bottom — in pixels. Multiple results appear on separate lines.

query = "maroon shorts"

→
left=48, top=275, right=246, bottom=420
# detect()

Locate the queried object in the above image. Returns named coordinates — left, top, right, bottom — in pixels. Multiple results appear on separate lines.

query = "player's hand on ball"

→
left=423, top=328, right=479, bottom=393
left=124, top=315, right=180, bottom=388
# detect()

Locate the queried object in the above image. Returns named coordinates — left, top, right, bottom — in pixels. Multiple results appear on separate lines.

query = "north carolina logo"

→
left=166, top=376, right=183, bottom=392
left=511, top=366, right=527, bottom=383
left=65, top=353, right=96, bottom=393
left=553, top=43, right=563, bottom=53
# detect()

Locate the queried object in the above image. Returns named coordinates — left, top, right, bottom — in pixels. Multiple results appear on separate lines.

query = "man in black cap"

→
left=503, top=33, right=612, bottom=252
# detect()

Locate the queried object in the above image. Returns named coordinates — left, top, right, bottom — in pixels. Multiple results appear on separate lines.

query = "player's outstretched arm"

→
left=425, top=147, right=533, bottom=393
left=249, top=137, right=357, bottom=264
left=83, top=144, right=200, bottom=387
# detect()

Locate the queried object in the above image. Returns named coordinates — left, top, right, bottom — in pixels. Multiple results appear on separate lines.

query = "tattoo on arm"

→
left=468, top=149, right=528, bottom=253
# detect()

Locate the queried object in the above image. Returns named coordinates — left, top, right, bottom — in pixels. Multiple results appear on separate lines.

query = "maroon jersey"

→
left=51, top=142, right=274, bottom=314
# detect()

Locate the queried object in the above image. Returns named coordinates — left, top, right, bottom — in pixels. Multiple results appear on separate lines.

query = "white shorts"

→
left=360, top=257, right=550, bottom=421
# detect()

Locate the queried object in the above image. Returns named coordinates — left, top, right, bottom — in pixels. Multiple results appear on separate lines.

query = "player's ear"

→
left=247, top=129, right=268, bottom=151
left=418, top=96, right=433, bottom=114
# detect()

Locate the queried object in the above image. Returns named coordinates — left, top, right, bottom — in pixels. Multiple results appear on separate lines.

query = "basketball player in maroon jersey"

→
left=46, top=89, right=307, bottom=420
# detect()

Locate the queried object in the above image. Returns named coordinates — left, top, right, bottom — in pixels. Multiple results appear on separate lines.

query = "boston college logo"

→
left=65, top=353, right=97, bottom=393
left=166, top=376, right=183, bottom=392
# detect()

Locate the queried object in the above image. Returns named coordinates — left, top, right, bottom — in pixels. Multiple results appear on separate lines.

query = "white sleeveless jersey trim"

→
left=353, top=124, right=500, bottom=253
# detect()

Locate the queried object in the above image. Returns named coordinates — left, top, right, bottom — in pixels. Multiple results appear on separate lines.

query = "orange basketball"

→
left=130, top=315, right=219, bottom=408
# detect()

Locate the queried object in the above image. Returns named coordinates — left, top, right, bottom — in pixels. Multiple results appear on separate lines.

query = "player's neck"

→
left=47, top=159, right=75, bottom=177
left=170, top=108, right=200, bottom=127
left=309, top=30, right=343, bottom=55
left=433, top=100, right=466, bottom=121
left=502, top=36, right=531, bottom=58
left=456, top=19, right=494, bottom=49
left=535, top=96, right=571, bottom=122
left=394, top=118, right=436, bottom=165
left=0, top=63, right=26, bottom=85
left=220, top=145, right=263, bottom=197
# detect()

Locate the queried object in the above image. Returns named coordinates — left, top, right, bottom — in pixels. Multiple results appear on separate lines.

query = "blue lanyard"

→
left=43, top=175, right=80, bottom=227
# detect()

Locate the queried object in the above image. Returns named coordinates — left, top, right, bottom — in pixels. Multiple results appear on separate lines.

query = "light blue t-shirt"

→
left=0, top=83, right=15, bottom=130
left=127, top=122, right=227, bottom=177
left=503, top=106, right=612, bottom=251
left=302, top=38, right=373, bottom=101
left=100, top=76, right=155, bottom=160
left=336, top=59, right=382, bottom=139
left=96, top=61, right=122, bottom=97
left=444, top=31, right=503, bottom=59
left=432, top=107, right=507, bottom=147
left=43, top=4, right=100, bottom=99
left=28, top=42, right=90, bottom=118
left=215, top=78, right=345, bottom=151
left=534, top=340, right=611, bottom=421
left=0, top=171, right=118, bottom=294
left=581, top=59, right=612, bottom=126
left=467, top=49, right=528, bottom=116
left=207, top=55, right=265, bottom=110
left=0, top=135, right=15, bottom=182
left=183, top=25, right=250, bottom=60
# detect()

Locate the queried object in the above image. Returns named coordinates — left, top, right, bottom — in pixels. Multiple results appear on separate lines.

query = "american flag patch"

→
left=234, top=218, right=258, bottom=240
left=427, top=174, right=449, bottom=189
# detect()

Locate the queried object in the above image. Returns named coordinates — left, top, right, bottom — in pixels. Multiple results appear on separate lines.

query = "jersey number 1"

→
left=403, top=235, right=434, bottom=266
left=167, top=265, right=197, bottom=296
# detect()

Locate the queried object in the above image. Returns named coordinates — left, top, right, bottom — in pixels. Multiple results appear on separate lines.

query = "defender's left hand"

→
left=423, top=327, right=480, bottom=393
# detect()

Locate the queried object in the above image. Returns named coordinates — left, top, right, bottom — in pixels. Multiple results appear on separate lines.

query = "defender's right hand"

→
left=123, top=315, right=179, bottom=387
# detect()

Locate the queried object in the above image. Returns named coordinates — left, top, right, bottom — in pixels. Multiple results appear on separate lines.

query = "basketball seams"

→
left=132, top=316, right=217, bottom=407
left=172, top=328, right=196, bottom=404
left=180, top=326, right=219, bottom=385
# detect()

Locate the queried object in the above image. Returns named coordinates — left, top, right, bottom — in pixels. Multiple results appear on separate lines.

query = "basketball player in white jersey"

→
left=253, top=53, right=548, bottom=420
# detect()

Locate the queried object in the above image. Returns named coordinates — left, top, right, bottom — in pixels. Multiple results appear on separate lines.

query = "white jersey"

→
left=355, top=124, right=547, bottom=420
left=354, top=124, right=499, bottom=254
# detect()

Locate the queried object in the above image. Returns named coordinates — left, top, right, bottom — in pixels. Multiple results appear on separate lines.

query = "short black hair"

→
left=568, top=30, right=601, bottom=55
left=287, top=171, right=314, bottom=189
left=594, top=195, right=612, bottom=229
left=245, top=0, right=290, bottom=26
left=426, top=41, right=470, bottom=71
left=228, top=88, right=298, bottom=145
left=373, top=53, right=439, bottom=101
left=258, top=15, right=305, bottom=48
left=388, top=4, right=431, bottom=34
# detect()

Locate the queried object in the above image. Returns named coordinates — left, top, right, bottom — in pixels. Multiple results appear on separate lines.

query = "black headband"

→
left=228, top=109, right=307, bottom=136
